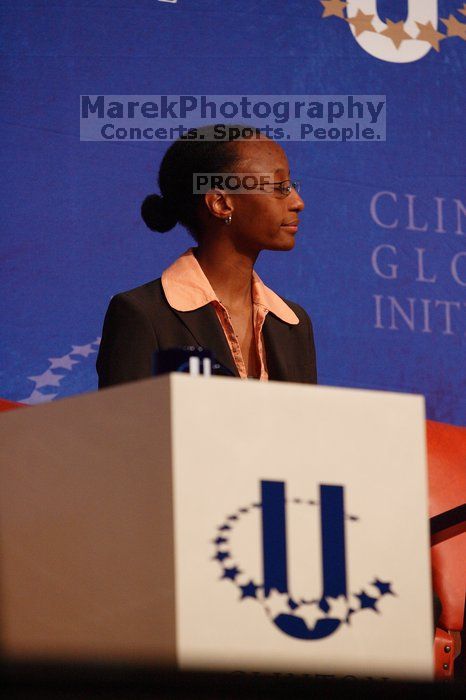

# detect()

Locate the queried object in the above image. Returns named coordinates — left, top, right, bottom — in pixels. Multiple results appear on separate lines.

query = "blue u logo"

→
left=212, top=479, right=393, bottom=640
left=261, top=480, right=346, bottom=640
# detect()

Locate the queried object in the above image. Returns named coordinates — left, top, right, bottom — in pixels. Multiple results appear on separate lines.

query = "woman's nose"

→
left=290, top=190, right=305, bottom=211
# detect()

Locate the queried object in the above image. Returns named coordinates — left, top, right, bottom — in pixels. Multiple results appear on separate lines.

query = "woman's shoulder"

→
left=277, top=295, right=313, bottom=325
left=109, top=277, right=165, bottom=312
left=100, top=278, right=172, bottom=333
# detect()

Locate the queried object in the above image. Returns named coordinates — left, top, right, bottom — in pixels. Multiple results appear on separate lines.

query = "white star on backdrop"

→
left=48, top=354, right=79, bottom=371
left=28, top=369, right=65, bottom=388
left=70, top=343, right=96, bottom=358
left=19, top=337, right=101, bottom=405
left=19, top=389, right=58, bottom=405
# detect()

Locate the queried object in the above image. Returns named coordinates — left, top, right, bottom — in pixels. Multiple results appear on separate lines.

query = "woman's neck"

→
left=194, top=240, right=258, bottom=312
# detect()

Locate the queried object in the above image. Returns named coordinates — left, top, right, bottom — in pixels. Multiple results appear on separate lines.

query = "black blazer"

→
left=96, top=278, right=317, bottom=388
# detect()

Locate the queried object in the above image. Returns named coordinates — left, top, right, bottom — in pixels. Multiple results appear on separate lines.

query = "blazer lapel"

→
left=170, top=304, right=240, bottom=377
left=262, top=313, right=293, bottom=382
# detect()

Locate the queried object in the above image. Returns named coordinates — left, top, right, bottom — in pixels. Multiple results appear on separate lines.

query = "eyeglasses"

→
left=258, top=179, right=301, bottom=198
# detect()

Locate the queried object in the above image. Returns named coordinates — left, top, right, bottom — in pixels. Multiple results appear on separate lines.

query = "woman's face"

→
left=227, top=136, right=305, bottom=253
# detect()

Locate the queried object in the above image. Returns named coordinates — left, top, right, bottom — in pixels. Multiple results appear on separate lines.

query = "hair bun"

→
left=141, top=194, right=178, bottom=233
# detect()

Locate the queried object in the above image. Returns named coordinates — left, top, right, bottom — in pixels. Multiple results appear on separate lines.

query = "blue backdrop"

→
left=1, top=0, right=465, bottom=425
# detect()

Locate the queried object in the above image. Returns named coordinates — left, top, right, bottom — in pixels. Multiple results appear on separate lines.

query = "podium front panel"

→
left=169, top=375, right=432, bottom=679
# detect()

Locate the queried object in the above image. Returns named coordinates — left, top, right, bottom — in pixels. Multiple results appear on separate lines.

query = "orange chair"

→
left=427, top=420, right=466, bottom=680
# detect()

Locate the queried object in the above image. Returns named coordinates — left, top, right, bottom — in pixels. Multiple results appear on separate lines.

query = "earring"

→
left=224, top=215, right=232, bottom=225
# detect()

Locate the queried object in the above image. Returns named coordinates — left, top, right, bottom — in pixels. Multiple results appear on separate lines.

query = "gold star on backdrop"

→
left=380, top=19, right=412, bottom=49
left=441, top=14, right=466, bottom=40
left=415, top=21, right=445, bottom=52
left=320, top=0, right=347, bottom=20
left=346, top=10, right=376, bottom=37
left=317, top=1, right=466, bottom=54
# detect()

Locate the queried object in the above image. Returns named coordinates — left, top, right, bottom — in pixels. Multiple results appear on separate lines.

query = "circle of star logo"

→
left=318, top=0, right=466, bottom=54
left=211, top=496, right=396, bottom=640
left=20, top=338, right=101, bottom=404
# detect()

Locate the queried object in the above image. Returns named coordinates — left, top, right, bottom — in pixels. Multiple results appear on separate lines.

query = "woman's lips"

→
left=281, top=221, right=299, bottom=232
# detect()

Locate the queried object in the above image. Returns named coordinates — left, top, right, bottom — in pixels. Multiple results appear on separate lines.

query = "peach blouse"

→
left=161, top=247, right=299, bottom=380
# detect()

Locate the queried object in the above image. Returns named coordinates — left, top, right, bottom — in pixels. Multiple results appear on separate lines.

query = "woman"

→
left=96, top=125, right=317, bottom=387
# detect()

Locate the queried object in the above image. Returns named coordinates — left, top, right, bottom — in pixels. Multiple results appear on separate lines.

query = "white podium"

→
left=0, top=374, right=433, bottom=679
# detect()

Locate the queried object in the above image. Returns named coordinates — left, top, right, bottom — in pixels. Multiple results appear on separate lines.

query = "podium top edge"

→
left=1, top=373, right=426, bottom=420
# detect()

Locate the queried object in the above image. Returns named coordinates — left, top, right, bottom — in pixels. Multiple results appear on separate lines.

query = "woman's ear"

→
left=204, top=190, right=233, bottom=222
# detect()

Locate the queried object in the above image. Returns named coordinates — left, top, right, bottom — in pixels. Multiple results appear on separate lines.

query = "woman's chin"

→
left=271, top=233, right=297, bottom=251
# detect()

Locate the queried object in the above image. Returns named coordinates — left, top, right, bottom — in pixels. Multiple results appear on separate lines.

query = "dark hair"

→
left=141, top=123, right=263, bottom=240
